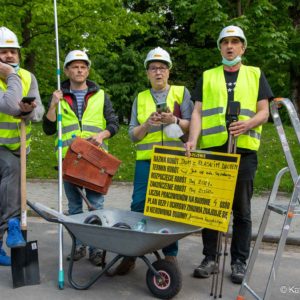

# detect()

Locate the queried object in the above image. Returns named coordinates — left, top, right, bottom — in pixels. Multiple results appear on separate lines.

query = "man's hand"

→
left=229, top=120, right=251, bottom=137
left=50, top=90, right=63, bottom=110
left=160, top=107, right=175, bottom=125
left=147, top=111, right=163, bottom=126
left=19, top=100, right=37, bottom=113
left=185, top=140, right=197, bottom=157
left=45, top=90, right=63, bottom=122
left=0, top=62, right=14, bottom=80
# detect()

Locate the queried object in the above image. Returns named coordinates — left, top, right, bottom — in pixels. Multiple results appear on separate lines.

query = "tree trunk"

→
left=291, top=65, right=300, bottom=114
left=21, top=10, right=35, bottom=72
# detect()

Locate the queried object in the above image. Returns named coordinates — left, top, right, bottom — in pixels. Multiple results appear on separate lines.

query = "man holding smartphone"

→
left=0, top=26, right=44, bottom=266
left=109, top=47, right=194, bottom=276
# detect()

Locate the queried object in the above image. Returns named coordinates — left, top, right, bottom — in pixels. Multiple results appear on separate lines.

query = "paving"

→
left=0, top=179, right=299, bottom=300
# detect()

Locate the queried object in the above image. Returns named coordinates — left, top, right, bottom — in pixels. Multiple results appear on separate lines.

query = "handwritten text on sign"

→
left=144, top=146, right=240, bottom=232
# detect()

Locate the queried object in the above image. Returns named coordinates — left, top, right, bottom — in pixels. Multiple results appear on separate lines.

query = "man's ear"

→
left=63, top=67, right=68, bottom=77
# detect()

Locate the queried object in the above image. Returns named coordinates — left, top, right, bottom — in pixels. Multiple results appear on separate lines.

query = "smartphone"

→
left=21, top=97, right=36, bottom=104
left=156, top=103, right=167, bottom=113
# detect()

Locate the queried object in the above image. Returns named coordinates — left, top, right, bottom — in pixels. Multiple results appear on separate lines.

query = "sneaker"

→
left=6, top=218, right=26, bottom=248
left=164, top=256, right=178, bottom=265
left=107, top=257, right=136, bottom=276
left=231, top=260, right=246, bottom=284
left=67, top=245, right=86, bottom=261
left=193, top=256, right=218, bottom=278
left=0, top=242, right=11, bottom=266
left=89, top=249, right=103, bottom=266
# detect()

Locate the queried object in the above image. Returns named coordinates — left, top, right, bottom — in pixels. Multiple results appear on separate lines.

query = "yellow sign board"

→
left=144, top=146, right=240, bottom=232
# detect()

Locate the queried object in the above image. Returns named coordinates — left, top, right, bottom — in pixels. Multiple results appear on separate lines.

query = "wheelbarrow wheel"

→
left=146, top=260, right=182, bottom=299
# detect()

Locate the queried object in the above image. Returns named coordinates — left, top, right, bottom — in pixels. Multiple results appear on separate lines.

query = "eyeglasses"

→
left=148, top=66, right=168, bottom=73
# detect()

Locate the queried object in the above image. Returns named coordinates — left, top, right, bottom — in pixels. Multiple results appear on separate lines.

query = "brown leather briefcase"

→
left=62, top=137, right=121, bottom=194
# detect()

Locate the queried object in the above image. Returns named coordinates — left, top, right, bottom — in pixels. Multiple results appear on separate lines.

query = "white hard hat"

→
left=144, top=47, right=172, bottom=69
left=64, top=50, right=91, bottom=68
left=217, top=25, right=247, bottom=50
left=0, top=27, right=20, bottom=49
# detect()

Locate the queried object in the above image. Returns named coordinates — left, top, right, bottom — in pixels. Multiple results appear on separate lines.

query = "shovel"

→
left=11, top=119, right=40, bottom=288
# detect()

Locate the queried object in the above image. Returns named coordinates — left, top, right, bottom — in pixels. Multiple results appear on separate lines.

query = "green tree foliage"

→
left=0, top=0, right=299, bottom=119
left=0, top=0, right=149, bottom=107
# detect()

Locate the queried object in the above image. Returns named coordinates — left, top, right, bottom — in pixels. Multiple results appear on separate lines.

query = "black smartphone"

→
left=21, top=97, right=36, bottom=104
left=156, top=103, right=167, bottom=113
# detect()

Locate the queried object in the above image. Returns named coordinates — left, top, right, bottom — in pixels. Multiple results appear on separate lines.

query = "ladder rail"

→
left=237, top=98, right=300, bottom=300
left=264, top=176, right=300, bottom=299
left=270, top=98, right=300, bottom=183
left=238, top=167, right=289, bottom=299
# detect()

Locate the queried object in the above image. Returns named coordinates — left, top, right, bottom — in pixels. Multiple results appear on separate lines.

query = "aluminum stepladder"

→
left=237, top=98, right=300, bottom=300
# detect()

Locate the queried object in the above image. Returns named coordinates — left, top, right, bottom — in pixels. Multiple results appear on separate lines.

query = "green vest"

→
left=200, top=65, right=261, bottom=151
left=0, top=68, right=32, bottom=151
left=136, top=85, right=185, bottom=160
left=56, top=89, right=107, bottom=158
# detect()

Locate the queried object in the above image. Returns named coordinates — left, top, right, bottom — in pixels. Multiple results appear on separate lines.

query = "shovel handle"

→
left=20, top=119, right=27, bottom=231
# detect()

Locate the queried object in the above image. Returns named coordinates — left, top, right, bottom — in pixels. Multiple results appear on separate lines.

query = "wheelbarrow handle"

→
left=27, top=200, right=61, bottom=224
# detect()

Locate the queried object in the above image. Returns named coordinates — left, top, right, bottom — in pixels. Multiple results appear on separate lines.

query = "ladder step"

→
left=268, top=203, right=300, bottom=215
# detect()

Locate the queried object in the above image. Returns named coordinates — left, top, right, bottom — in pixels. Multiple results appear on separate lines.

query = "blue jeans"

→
left=64, top=181, right=104, bottom=215
left=64, top=181, right=104, bottom=252
left=131, top=160, right=178, bottom=257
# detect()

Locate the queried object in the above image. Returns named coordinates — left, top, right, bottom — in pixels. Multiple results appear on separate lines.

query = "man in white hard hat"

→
left=43, top=50, right=119, bottom=266
left=0, top=26, right=44, bottom=266
left=109, top=47, right=194, bottom=275
left=186, top=25, right=273, bottom=284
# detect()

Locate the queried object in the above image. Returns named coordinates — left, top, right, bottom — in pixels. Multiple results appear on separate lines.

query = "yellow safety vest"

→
left=0, top=69, right=32, bottom=151
left=136, top=85, right=185, bottom=160
left=200, top=65, right=261, bottom=151
left=55, top=89, right=107, bottom=159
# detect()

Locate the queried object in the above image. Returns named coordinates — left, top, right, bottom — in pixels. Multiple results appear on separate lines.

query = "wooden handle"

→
left=20, top=119, right=27, bottom=230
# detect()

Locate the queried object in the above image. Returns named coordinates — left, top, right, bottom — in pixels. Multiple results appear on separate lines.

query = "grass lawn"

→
left=27, top=122, right=299, bottom=194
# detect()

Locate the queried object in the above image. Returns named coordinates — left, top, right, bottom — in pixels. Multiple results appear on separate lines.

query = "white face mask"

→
left=222, top=55, right=242, bottom=67
left=8, top=63, right=20, bottom=72
left=163, top=123, right=184, bottom=139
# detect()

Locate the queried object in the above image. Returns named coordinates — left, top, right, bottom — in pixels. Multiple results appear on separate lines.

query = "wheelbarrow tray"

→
left=29, top=202, right=202, bottom=257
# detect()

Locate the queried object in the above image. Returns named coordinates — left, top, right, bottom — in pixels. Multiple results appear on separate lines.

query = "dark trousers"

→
left=0, top=147, right=21, bottom=241
left=202, top=153, right=257, bottom=264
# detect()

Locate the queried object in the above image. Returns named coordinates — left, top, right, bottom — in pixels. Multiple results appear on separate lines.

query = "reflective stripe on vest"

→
left=55, top=89, right=107, bottom=158
left=200, top=65, right=261, bottom=151
left=136, top=85, right=185, bottom=160
left=0, top=69, right=32, bottom=151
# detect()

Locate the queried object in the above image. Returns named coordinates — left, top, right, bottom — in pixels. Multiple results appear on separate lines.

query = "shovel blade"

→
left=11, top=240, right=40, bottom=288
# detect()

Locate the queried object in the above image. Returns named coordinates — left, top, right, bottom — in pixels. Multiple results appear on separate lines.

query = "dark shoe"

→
left=89, top=249, right=103, bottom=266
left=6, top=218, right=26, bottom=248
left=231, top=260, right=246, bottom=284
left=107, top=257, right=136, bottom=276
left=193, top=256, right=218, bottom=278
left=67, top=245, right=86, bottom=261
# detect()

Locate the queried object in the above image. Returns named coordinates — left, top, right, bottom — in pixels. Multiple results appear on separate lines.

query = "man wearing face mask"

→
left=186, top=25, right=273, bottom=284
left=109, top=47, right=194, bottom=275
left=0, top=27, right=44, bottom=266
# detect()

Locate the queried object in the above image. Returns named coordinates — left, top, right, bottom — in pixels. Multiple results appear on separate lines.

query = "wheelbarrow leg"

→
left=66, top=230, right=123, bottom=290
left=139, top=255, right=162, bottom=279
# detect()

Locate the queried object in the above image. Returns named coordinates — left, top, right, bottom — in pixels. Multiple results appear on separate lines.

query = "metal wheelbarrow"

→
left=28, top=201, right=202, bottom=299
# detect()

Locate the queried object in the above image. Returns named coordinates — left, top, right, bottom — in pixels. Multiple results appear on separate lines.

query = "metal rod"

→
left=53, top=0, right=64, bottom=290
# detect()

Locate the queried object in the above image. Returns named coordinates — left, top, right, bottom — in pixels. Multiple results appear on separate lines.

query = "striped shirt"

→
left=70, top=89, right=87, bottom=120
